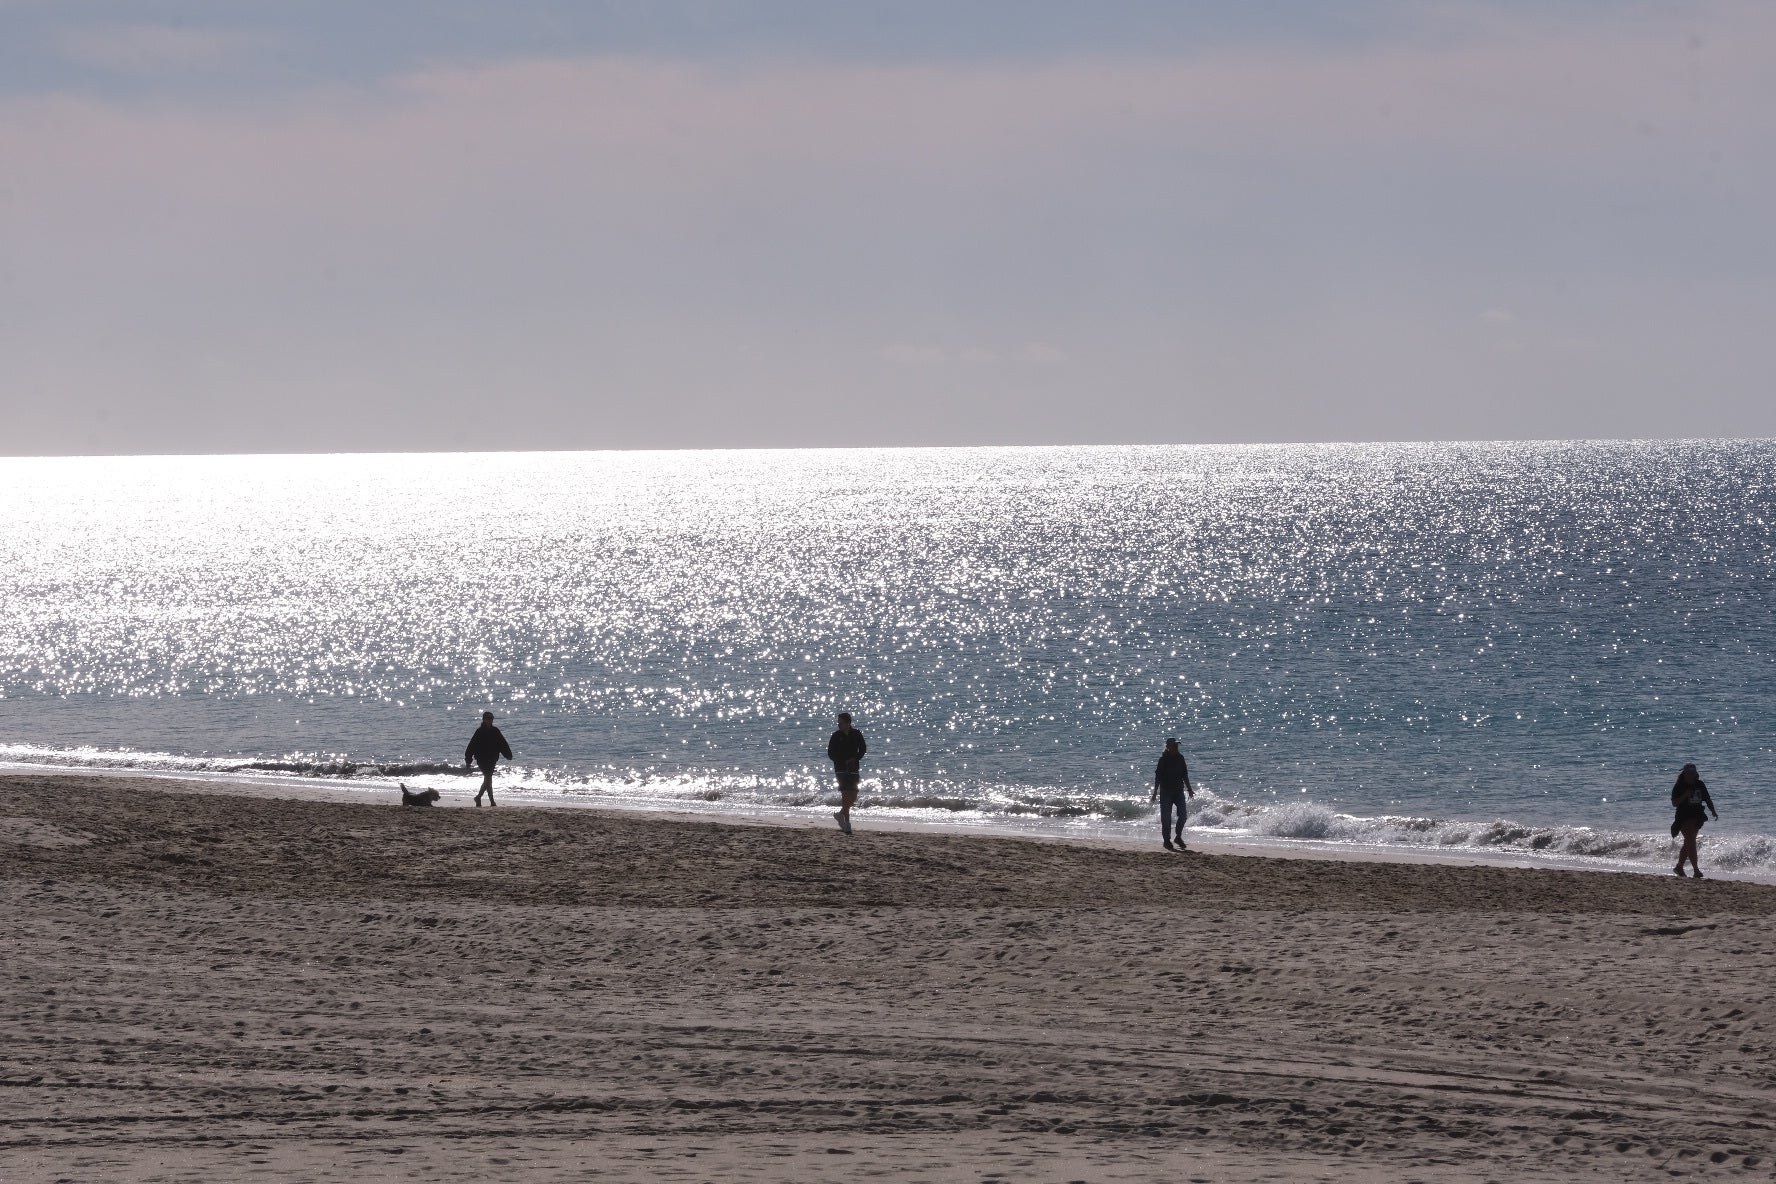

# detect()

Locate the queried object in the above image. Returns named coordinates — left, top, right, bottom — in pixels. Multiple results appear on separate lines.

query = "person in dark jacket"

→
left=1151, top=737, right=1195, bottom=851
left=464, top=711, right=513, bottom=807
left=1670, top=762, right=1719, bottom=878
left=827, top=712, right=867, bottom=834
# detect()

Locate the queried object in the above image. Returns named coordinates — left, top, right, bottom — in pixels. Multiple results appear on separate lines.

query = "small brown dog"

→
left=400, top=782, right=441, bottom=807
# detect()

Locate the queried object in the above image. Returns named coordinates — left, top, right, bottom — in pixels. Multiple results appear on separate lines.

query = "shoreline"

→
left=4, top=770, right=1775, bottom=1181
left=7, top=760, right=1766, bottom=884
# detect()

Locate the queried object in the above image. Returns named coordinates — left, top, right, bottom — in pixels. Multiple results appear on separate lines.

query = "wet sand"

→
left=4, top=772, right=1775, bottom=1181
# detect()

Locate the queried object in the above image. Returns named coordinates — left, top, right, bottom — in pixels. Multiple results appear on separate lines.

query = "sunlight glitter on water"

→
left=1, top=442, right=1773, bottom=866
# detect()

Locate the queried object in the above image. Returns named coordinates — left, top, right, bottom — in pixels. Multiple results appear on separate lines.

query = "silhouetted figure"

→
left=827, top=712, right=866, bottom=834
left=1151, top=738, right=1195, bottom=851
left=400, top=782, right=440, bottom=807
left=1671, top=763, right=1718, bottom=878
left=464, top=712, right=513, bottom=807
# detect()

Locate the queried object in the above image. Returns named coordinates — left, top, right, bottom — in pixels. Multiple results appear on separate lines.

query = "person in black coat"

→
left=464, top=711, right=513, bottom=807
left=1151, top=737, right=1196, bottom=851
left=1670, top=762, right=1719, bottom=878
left=827, top=712, right=867, bottom=834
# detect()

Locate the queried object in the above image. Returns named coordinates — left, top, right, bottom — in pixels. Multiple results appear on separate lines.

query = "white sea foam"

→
left=1189, top=790, right=1767, bottom=875
left=5, top=743, right=1770, bottom=879
left=0, top=743, right=458, bottom=780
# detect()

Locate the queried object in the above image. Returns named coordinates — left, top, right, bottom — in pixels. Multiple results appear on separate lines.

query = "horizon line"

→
left=2, top=435, right=1774, bottom=463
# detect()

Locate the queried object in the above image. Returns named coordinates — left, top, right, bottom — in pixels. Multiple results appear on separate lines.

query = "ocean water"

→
left=2, top=442, right=1773, bottom=875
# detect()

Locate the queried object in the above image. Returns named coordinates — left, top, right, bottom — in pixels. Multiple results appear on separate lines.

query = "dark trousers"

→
left=1159, top=789, right=1186, bottom=838
left=475, top=761, right=496, bottom=797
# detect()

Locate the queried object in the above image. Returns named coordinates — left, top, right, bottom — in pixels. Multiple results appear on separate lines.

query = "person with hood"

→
left=464, top=711, right=513, bottom=807
left=1151, top=737, right=1196, bottom=851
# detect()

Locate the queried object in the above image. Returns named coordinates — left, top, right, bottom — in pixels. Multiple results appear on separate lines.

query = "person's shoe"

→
left=1673, top=864, right=1684, bottom=876
left=1164, top=840, right=1174, bottom=851
left=833, top=811, right=848, bottom=833
left=1176, top=840, right=1188, bottom=851
left=1693, top=869, right=1705, bottom=879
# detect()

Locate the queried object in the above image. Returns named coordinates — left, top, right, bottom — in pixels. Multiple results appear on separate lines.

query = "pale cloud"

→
left=54, top=23, right=276, bottom=75
left=881, top=345, right=1069, bottom=367
left=881, top=345, right=949, bottom=365
left=10, top=19, right=1770, bottom=256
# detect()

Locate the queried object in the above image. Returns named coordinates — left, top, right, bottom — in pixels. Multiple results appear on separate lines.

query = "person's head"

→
left=837, top=712, right=853, bottom=730
left=1164, top=737, right=1179, bottom=751
left=482, top=711, right=495, bottom=724
left=1680, top=762, right=1698, bottom=781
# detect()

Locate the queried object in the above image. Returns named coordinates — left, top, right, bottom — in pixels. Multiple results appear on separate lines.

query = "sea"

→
left=2, top=441, right=1773, bottom=876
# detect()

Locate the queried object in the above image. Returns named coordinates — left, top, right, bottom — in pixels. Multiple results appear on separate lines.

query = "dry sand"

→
left=3, top=773, right=1775, bottom=1182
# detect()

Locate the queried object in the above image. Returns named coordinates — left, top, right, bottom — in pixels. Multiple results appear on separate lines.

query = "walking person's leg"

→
left=1159, top=795, right=1175, bottom=849
left=1678, top=822, right=1700, bottom=875
left=1172, top=791, right=1187, bottom=849
left=476, top=762, right=496, bottom=806
left=834, top=772, right=857, bottom=833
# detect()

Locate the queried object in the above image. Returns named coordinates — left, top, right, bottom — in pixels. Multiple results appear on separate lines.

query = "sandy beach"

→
left=4, top=773, right=1775, bottom=1182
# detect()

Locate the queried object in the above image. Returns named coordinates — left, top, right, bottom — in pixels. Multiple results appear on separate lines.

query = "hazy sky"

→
left=3, top=1, right=1772, bottom=454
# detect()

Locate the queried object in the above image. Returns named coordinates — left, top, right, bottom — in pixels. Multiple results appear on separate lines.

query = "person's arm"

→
left=827, top=733, right=840, bottom=763
left=1152, top=761, right=1161, bottom=803
left=464, top=737, right=474, bottom=766
left=499, top=730, right=513, bottom=761
left=1183, top=759, right=1195, bottom=797
left=1704, top=786, right=1719, bottom=819
left=857, top=733, right=867, bottom=760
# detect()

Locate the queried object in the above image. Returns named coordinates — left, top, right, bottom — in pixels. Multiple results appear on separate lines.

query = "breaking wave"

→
left=1191, top=793, right=1776, bottom=874
left=0, top=743, right=460, bottom=781
left=5, top=743, right=1772, bottom=876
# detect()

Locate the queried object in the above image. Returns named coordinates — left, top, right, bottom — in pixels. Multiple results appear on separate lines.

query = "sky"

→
left=1, top=1, right=1772, bottom=455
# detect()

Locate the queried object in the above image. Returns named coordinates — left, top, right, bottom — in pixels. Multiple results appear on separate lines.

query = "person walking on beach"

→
left=1151, top=737, right=1195, bottom=851
left=464, top=711, right=513, bottom=807
left=1671, top=762, right=1719, bottom=878
left=827, top=712, right=867, bottom=834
